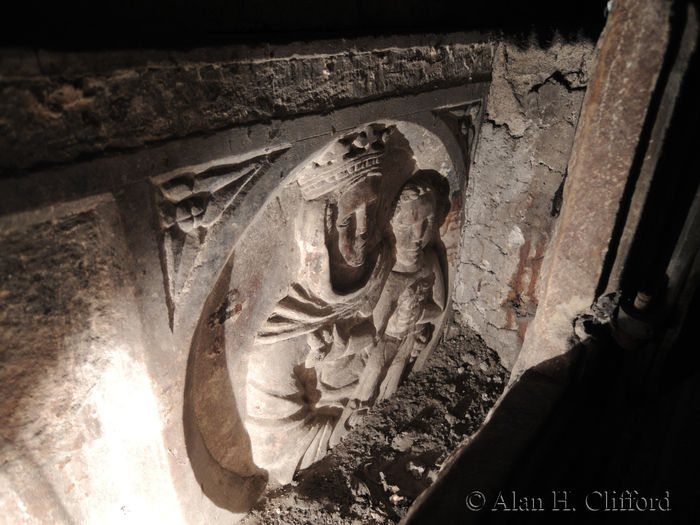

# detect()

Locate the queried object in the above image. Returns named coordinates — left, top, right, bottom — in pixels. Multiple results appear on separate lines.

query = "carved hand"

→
left=304, top=326, right=334, bottom=368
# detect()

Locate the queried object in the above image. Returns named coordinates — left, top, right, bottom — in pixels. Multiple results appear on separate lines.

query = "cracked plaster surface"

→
left=454, top=38, right=594, bottom=370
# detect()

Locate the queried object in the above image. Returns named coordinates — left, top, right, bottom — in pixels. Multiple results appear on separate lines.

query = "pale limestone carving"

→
left=433, top=101, right=482, bottom=168
left=245, top=126, right=395, bottom=482
left=243, top=131, right=450, bottom=482
left=353, top=175, right=446, bottom=405
left=153, top=149, right=287, bottom=325
left=178, top=117, right=473, bottom=506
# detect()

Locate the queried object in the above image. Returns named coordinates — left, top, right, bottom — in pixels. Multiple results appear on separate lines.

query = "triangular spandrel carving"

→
left=152, top=147, right=290, bottom=328
left=433, top=101, right=484, bottom=168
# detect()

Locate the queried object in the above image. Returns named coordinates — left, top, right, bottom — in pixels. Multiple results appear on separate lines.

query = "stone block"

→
left=0, top=83, right=488, bottom=520
left=452, top=37, right=594, bottom=369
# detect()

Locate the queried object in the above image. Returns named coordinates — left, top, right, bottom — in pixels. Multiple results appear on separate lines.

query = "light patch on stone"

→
left=507, top=226, right=525, bottom=249
left=79, top=347, right=184, bottom=525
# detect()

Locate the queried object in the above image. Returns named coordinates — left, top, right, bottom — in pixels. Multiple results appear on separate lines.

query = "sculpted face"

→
left=391, top=190, right=436, bottom=270
left=336, top=177, right=380, bottom=268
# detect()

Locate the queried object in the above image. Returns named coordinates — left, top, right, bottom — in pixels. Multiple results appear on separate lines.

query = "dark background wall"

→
left=4, top=0, right=606, bottom=49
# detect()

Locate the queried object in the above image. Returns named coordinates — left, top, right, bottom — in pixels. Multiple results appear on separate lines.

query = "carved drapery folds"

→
left=239, top=123, right=456, bottom=483
left=184, top=117, right=476, bottom=491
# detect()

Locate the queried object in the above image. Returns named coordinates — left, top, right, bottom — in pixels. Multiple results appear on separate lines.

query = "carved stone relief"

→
left=244, top=167, right=453, bottom=483
left=152, top=148, right=289, bottom=327
left=0, top=56, right=487, bottom=520
left=178, top=107, right=480, bottom=497
left=192, top=121, right=465, bottom=485
left=433, top=101, right=483, bottom=170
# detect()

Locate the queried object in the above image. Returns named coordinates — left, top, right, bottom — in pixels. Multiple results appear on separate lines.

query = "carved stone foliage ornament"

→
left=187, top=119, right=472, bottom=489
left=433, top=101, right=483, bottom=169
left=152, top=148, right=288, bottom=327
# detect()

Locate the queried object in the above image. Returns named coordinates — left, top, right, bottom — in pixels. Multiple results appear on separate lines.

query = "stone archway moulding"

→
left=166, top=88, right=487, bottom=511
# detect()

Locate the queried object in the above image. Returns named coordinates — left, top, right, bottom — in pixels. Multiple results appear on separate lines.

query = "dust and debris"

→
left=241, top=325, right=508, bottom=524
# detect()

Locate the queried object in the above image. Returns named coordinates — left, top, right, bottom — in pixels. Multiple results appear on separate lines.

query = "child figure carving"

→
left=330, top=172, right=447, bottom=445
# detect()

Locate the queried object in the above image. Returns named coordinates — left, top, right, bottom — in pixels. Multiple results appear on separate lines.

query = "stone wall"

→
left=0, top=29, right=600, bottom=523
left=453, top=37, right=595, bottom=369
left=0, top=34, right=490, bottom=174
left=0, top=197, right=190, bottom=524
left=0, top=34, right=491, bottom=524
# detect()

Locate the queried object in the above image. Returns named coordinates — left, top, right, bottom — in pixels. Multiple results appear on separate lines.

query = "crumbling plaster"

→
left=453, top=38, right=595, bottom=369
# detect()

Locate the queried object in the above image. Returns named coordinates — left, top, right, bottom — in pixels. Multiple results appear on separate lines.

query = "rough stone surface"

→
left=487, top=39, right=593, bottom=137
left=216, top=125, right=461, bottom=485
left=0, top=197, right=192, bottom=524
left=0, top=26, right=610, bottom=524
left=239, top=326, right=508, bottom=524
left=0, top=81, right=486, bottom=523
left=453, top=37, right=594, bottom=370
left=0, top=37, right=492, bottom=174
left=511, top=0, right=672, bottom=381
left=180, top=107, right=479, bottom=509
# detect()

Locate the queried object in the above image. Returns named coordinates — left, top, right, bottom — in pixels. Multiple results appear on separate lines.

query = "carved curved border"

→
left=152, top=146, right=291, bottom=330
left=183, top=116, right=474, bottom=509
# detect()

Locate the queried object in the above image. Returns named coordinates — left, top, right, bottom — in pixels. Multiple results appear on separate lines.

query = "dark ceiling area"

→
left=4, top=0, right=608, bottom=50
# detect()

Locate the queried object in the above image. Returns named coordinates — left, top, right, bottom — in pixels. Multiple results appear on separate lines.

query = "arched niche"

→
left=184, top=120, right=467, bottom=509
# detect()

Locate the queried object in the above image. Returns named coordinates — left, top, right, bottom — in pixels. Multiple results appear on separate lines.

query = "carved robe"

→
left=352, top=249, right=445, bottom=409
left=244, top=199, right=392, bottom=483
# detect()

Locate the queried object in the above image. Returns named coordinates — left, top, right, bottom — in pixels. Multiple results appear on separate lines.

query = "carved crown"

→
left=296, top=125, right=394, bottom=201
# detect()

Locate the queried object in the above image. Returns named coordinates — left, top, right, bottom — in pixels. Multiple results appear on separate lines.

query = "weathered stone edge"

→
left=0, top=38, right=494, bottom=173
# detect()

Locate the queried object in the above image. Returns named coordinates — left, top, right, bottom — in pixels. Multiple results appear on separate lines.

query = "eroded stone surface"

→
left=0, top=39, right=492, bottom=174
left=240, top=326, right=508, bottom=525
left=186, top=120, right=472, bottom=486
left=453, top=37, right=594, bottom=369
left=0, top=25, right=607, bottom=521
left=511, top=0, right=673, bottom=380
left=152, top=147, right=290, bottom=327
left=0, top=197, right=185, bottom=524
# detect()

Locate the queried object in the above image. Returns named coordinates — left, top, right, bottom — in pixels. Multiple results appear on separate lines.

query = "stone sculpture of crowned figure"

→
left=243, top=123, right=450, bottom=484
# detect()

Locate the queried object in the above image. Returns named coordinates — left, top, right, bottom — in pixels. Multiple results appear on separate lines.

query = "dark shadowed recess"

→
left=2, top=0, right=606, bottom=50
left=406, top=3, right=700, bottom=523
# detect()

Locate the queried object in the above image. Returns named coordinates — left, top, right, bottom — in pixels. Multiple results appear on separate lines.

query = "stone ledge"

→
left=0, top=35, right=493, bottom=174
